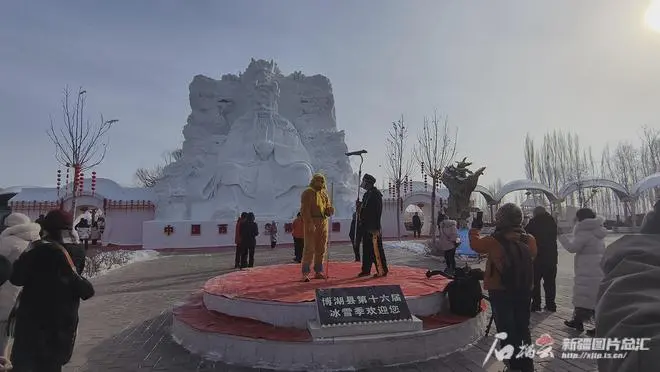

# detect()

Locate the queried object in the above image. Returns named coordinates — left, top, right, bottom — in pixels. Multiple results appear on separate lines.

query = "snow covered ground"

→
left=384, top=240, right=427, bottom=255
left=83, top=250, right=159, bottom=278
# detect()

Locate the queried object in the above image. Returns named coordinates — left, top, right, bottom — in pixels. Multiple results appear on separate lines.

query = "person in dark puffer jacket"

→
left=524, top=206, right=558, bottom=312
left=9, top=209, right=92, bottom=372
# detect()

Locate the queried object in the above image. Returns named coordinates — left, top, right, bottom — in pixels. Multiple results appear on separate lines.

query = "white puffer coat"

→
left=0, top=215, right=42, bottom=322
left=437, top=219, right=458, bottom=252
left=558, top=217, right=607, bottom=310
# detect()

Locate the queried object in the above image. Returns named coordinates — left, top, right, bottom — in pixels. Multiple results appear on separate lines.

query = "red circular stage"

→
left=202, top=261, right=450, bottom=303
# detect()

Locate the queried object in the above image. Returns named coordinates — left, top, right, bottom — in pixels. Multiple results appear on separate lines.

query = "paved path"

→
left=64, top=236, right=624, bottom=372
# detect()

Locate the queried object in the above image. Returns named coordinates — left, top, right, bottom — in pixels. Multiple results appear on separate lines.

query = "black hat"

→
left=495, top=203, right=523, bottom=229
left=362, top=174, right=376, bottom=185
left=43, top=209, right=74, bottom=232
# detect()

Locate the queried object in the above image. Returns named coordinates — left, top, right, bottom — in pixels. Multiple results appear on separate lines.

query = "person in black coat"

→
left=239, top=212, right=259, bottom=268
left=412, top=212, right=422, bottom=238
left=357, top=174, right=388, bottom=277
left=0, top=254, right=10, bottom=286
left=9, top=209, right=93, bottom=372
left=524, top=206, right=558, bottom=312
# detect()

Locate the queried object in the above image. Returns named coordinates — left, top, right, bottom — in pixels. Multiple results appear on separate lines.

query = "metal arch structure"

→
left=631, top=172, right=660, bottom=199
left=474, top=185, right=496, bottom=205
left=558, top=178, right=631, bottom=201
left=493, top=179, right=560, bottom=204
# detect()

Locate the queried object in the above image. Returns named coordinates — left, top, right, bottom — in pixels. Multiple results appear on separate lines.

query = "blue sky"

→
left=2, top=0, right=660, bottom=190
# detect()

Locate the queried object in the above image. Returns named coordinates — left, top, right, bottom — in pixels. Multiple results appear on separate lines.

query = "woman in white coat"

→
left=438, top=216, right=459, bottom=273
left=558, top=208, right=607, bottom=335
left=0, top=213, right=42, bottom=350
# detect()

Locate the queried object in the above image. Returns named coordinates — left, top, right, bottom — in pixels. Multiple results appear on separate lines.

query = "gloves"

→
left=326, top=206, right=335, bottom=216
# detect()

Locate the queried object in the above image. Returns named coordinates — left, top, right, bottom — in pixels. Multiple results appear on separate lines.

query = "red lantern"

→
left=91, top=171, right=97, bottom=196
left=79, top=172, right=85, bottom=195
left=64, top=167, right=70, bottom=194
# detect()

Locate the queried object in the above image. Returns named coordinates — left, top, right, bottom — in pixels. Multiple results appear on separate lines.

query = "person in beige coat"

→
left=0, top=213, right=42, bottom=351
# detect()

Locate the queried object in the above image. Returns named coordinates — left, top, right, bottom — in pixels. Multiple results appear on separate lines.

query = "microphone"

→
left=345, top=150, right=367, bottom=156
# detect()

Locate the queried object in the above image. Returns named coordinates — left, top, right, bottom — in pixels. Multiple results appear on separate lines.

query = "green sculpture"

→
left=441, top=158, right=485, bottom=227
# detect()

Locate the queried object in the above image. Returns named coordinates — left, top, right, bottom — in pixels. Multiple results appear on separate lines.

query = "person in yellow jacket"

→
left=300, top=173, right=334, bottom=281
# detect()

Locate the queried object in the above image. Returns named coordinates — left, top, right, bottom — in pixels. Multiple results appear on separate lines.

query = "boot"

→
left=302, top=274, right=311, bottom=282
left=564, top=319, right=584, bottom=332
left=314, top=272, right=326, bottom=279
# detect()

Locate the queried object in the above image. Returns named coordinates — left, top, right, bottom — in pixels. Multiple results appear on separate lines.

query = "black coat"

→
left=360, top=187, right=383, bottom=232
left=239, top=221, right=259, bottom=247
left=0, top=254, right=11, bottom=286
left=9, top=239, right=91, bottom=366
left=524, top=213, right=558, bottom=265
left=349, top=214, right=362, bottom=242
left=412, top=215, right=422, bottom=229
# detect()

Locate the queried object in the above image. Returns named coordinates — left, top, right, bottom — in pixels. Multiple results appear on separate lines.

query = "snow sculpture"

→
left=441, top=158, right=486, bottom=228
left=154, top=59, right=355, bottom=220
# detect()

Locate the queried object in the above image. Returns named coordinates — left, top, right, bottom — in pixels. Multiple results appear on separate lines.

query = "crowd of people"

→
left=463, top=199, right=660, bottom=372
left=0, top=209, right=94, bottom=372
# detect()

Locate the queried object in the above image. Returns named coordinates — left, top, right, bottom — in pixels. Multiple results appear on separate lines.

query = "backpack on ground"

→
left=445, top=266, right=483, bottom=317
left=492, top=233, right=534, bottom=291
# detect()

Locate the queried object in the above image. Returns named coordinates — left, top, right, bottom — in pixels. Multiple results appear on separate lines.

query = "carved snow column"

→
left=441, top=158, right=486, bottom=229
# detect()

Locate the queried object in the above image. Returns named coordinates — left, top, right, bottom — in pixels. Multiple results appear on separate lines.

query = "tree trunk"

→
left=430, top=178, right=437, bottom=246
left=396, top=187, right=401, bottom=241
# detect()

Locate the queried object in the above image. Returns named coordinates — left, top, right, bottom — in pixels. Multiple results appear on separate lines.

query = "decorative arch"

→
left=558, top=178, right=630, bottom=201
left=494, top=179, right=559, bottom=204
left=631, top=172, right=660, bottom=199
left=474, top=185, right=495, bottom=204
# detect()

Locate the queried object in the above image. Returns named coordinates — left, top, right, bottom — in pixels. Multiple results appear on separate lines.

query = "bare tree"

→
left=640, top=126, right=660, bottom=201
left=385, top=116, right=414, bottom=239
left=134, top=149, right=183, bottom=187
left=47, top=87, right=118, bottom=171
left=415, top=111, right=458, bottom=245
left=524, top=134, right=536, bottom=180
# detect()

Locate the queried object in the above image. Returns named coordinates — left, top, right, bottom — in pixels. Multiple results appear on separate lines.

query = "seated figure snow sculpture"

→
left=201, top=76, right=313, bottom=219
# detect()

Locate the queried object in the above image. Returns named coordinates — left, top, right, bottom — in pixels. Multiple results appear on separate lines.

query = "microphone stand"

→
left=352, top=153, right=365, bottom=259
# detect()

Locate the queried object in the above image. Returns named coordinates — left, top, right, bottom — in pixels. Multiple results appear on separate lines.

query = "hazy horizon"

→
left=2, top=0, right=660, bottom=191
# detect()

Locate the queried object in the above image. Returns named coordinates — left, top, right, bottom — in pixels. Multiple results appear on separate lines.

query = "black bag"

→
left=445, top=267, right=483, bottom=317
left=493, top=234, right=534, bottom=291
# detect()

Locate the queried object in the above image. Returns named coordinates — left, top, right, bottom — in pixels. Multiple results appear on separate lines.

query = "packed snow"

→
left=384, top=240, right=427, bottom=255
left=83, top=250, right=159, bottom=278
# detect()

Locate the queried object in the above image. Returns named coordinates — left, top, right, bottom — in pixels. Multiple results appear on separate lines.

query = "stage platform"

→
left=172, top=262, right=488, bottom=370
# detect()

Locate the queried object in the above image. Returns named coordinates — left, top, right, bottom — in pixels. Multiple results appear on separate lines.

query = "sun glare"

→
left=644, top=0, right=660, bottom=33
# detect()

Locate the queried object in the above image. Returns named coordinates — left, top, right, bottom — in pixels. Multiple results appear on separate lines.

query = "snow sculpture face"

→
left=254, top=80, right=279, bottom=112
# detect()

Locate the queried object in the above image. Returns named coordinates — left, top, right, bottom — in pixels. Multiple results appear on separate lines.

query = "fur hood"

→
left=1, top=222, right=41, bottom=242
left=573, top=217, right=607, bottom=239
left=0, top=222, right=41, bottom=322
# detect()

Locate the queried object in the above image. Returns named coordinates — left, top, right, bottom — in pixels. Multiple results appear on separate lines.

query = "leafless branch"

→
left=414, top=110, right=458, bottom=242
left=134, top=149, right=183, bottom=187
left=385, top=115, right=414, bottom=239
left=47, top=86, right=118, bottom=171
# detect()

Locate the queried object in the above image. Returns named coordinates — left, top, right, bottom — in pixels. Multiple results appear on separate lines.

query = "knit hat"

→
left=4, top=212, right=31, bottom=227
left=362, top=174, right=376, bottom=186
left=42, top=209, right=74, bottom=232
left=495, top=203, right=523, bottom=229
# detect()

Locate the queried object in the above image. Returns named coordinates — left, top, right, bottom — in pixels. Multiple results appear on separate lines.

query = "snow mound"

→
left=384, top=241, right=427, bottom=255
left=83, top=250, right=159, bottom=278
